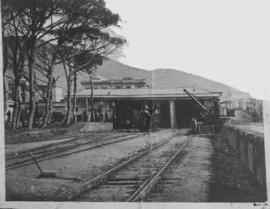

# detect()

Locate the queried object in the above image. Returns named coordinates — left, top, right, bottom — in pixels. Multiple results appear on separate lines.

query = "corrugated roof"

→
left=75, top=88, right=222, bottom=99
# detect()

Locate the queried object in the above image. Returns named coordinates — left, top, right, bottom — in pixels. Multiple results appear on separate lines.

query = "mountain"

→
left=52, top=58, right=251, bottom=101
left=94, top=59, right=251, bottom=101
left=53, top=58, right=152, bottom=93
left=149, top=68, right=251, bottom=101
left=95, top=58, right=152, bottom=82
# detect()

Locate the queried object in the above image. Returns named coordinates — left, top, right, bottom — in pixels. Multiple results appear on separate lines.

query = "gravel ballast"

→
left=6, top=129, right=187, bottom=201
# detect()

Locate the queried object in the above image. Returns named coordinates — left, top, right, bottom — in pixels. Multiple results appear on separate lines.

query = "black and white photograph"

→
left=0, top=0, right=269, bottom=207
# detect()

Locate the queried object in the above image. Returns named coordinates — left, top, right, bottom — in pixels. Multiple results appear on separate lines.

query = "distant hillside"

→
left=150, top=68, right=251, bottom=101
left=53, top=58, right=152, bottom=93
left=96, top=58, right=152, bottom=82
left=52, top=58, right=251, bottom=101
left=94, top=59, right=250, bottom=101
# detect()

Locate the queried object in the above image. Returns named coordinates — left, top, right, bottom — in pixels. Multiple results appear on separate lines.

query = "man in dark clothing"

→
left=20, top=109, right=28, bottom=128
left=143, top=106, right=151, bottom=132
left=126, top=107, right=132, bottom=132
left=34, top=105, right=41, bottom=127
left=125, top=119, right=131, bottom=132
left=7, top=110, right=11, bottom=122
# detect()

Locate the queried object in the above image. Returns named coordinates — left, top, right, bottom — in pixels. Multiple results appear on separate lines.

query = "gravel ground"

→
left=5, top=122, right=86, bottom=144
left=145, top=136, right=213, bottom=202
left=74, top=135, right=188, bottom=201
left=208, top=134, right=267, bottom=202
left=5, top=132, right=127, bottom=156
left=5, top=137, right=75, bottom=155
left=6, top=129, right=265, bottom=202
left=6, top=129, right=187, bottom=201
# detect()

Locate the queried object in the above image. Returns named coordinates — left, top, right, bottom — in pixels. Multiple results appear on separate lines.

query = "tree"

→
left=2, top=2, right=27, bottom=129
left=7, top=37, right=26, bottom=130
left=2, top=31, right=26, bottom=130
left=55, top=5, right=125, bottom=125
left=3, top=0, right=67, bottom=129
left=74, top=52, right=103, bottom=122
left=35, top=44, right=58, bottom=127
left=2, top=0, right=123, bottom=129
left=58, top=46, right=78, bottom=125
left=77, top=33, right=126, bottom=121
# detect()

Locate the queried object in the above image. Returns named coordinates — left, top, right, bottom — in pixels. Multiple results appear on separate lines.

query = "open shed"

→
left=69, top=88, right=222, bottom=129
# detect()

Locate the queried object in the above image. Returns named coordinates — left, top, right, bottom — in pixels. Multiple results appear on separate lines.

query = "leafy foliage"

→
left=2, top=0, right=126, bottom=128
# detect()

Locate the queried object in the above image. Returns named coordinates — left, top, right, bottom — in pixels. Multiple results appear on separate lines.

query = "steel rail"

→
left=54, top=133, right=180, bottom=201
left=6, top=132, right=110, bottom=160
left=127, top=135, right=192, bottom=202
left=6, top=132, right=134, bottom=160
left=6, top=133, right=145, bottom=170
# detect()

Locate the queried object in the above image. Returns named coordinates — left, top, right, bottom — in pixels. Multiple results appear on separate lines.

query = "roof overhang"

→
left=69, top=88, right=222, bottom=100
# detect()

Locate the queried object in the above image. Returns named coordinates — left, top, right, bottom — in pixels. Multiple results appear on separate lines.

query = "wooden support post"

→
left=169, top=100, right=176, bottom=128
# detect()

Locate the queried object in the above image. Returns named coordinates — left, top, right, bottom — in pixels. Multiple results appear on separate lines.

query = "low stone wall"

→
left=220, top=124, right=266, bottom=189
left=79, top=122, right=113, bottom=132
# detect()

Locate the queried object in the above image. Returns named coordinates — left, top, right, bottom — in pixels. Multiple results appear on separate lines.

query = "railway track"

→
left=54, top=133, right=191, bottom=201
left=6, top=132, right=133, bottom=160
left=6, top=132, right=108, bottom=159
left=6, top=132, right=144, bottom=170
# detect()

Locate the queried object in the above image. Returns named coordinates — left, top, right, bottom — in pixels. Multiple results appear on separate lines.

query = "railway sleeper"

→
left=105, top=178, right=144, bottom=185
left=54, top=133, right=180, bottom=201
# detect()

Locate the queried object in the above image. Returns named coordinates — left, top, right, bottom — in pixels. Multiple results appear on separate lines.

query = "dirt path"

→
left=145, top=136, right=213, bottom=202
left=141, top=134, right=266, bottom=202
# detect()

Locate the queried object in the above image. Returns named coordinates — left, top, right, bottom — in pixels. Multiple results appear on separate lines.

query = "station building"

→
left=73, top=87, right=222, bottom=129
left=81, top=76, right=147, bottom=89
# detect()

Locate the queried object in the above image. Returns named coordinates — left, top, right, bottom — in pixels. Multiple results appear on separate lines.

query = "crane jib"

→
left=183, top=89, right=209, bottom=112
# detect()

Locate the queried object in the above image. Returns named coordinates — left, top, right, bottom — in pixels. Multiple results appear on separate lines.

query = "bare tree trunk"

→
left=42, top=61, right=56, bottom=128
left=47, top=79, right=54, bottom=124
left=62, top=61, right=73, bottom=126
left=3, top=80, right=7, bottom=119
left=72, top=72, right=77, bottom=123
left=27, top=44, right=37, bottom=130
left=10, top=44, right=25, bottom=130
left=11, top=76, right=21, bottom=130
left=90, top=76, right=95, bottom=122
left=15, top=102, right=22, bottom=128
left=3, top=43, right=8, bottom=116
left=65, top=73, right=73, bottom=126
left=42, top=78, right=53, bottom=127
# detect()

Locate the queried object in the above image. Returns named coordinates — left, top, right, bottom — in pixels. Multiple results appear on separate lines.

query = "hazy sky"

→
left=106, top=0, right=270, bottom=99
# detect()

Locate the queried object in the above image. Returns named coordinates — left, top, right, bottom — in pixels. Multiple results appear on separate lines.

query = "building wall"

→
left=81, top=77, right=147, bottom=90
left=52, top=87, right=63, bottom=102
left=4, top=74, right=64, bottom=115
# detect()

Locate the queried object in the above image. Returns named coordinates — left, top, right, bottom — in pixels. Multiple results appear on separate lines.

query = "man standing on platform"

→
left=191, top=117, right=198, bottom=134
